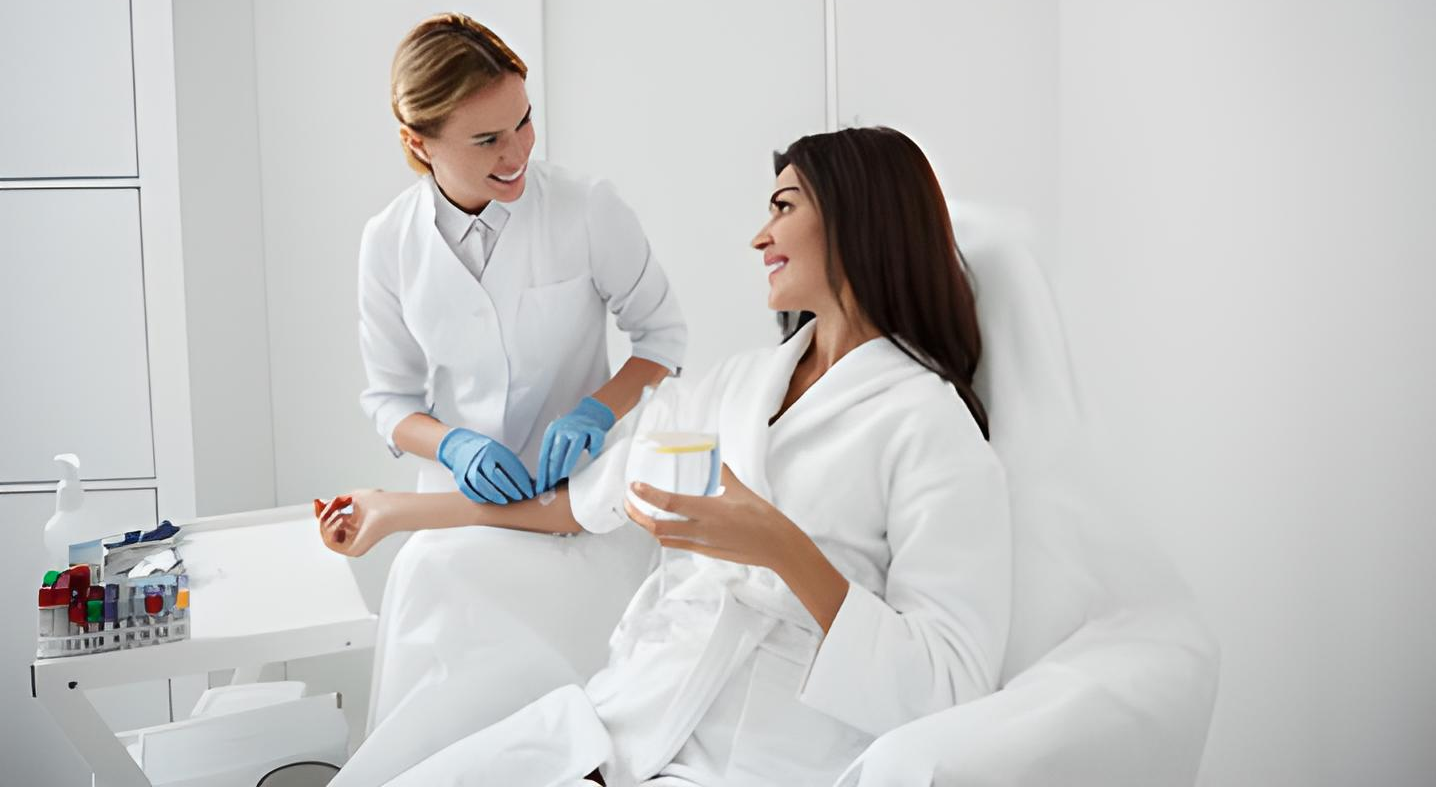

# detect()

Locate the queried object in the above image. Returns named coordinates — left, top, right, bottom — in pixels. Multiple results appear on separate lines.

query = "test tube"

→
left=159, top=585, right=174, bottom=641
left=69, top=566, right=91, bottom=652
left=122, top=585, right=138, bottom=648
left=37, top=586, right=61, bottom=658
left=175, top=575, right=190, bottom=639
left=131, top=586, right=147, bottom=645
left=144, top=587, right=163, bottom=644
left=37, top=572, right=60, bottom=653
left=85, top=600, right=103, bottom=653
left=103, top=585, right=119, bottom=651
left=68, top=601, right=85, bottom=653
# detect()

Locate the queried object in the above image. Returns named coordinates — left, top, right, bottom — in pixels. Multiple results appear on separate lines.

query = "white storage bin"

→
left=116, top=685, right=346, bottom=787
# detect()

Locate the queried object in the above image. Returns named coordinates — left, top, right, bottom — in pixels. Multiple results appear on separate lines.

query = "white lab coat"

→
left=352, top=319, right=1012, bottom=787
left=355, top=162, right=686, bottom=736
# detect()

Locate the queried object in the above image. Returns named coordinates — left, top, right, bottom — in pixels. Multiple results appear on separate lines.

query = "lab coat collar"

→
left=427, top=175, right=513, bottom=248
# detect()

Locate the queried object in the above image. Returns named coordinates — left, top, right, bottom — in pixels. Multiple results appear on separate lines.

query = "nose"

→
left=751, top=222, right=772, bottom=251
left=499, top=133, right=531, bottom=168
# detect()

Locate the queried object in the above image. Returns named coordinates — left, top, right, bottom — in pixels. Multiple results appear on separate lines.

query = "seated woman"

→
left=321, top=126, right=1012, bottom=786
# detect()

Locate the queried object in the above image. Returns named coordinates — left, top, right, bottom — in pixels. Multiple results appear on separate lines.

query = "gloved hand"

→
left=535, top=396, right=616, bottom=492
left=437, top=428, right=536, bottom=505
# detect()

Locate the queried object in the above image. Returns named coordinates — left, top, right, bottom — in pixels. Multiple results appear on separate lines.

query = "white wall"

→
left=836, top=0, right=1059, bottom=268
left=173, top=0, right=277, bottom=517
left=1055, top=1, right=1436, bottom=783
left=542, top=1, right=1058, bottom=379
left=543, top=0, right=828, bottom=379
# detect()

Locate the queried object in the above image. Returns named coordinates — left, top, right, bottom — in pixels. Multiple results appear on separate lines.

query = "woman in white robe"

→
left=322, top=127, right=1012, bottom=786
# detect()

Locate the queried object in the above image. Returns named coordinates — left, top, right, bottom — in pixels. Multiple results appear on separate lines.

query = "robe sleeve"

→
left=798, top=410, right=1012, bottom=737
left=586, top=180, right=687, bottom=374
left=566, top=374, right=698, bottom=534
left=565, top=411, right=645, bottom=535
left=356, top=216, right=430, bottom=458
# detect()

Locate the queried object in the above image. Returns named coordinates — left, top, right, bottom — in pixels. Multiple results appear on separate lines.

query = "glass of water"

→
left=625, top=430, right=721, bottom=595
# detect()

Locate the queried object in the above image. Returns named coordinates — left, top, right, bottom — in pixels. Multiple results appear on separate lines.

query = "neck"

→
left=434, top=175, right=489, bottom=215
left=805, top=310, right=880, bottom=372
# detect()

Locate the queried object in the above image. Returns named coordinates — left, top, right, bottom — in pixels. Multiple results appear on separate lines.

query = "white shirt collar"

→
left=428, top=175, right=512, bottom=248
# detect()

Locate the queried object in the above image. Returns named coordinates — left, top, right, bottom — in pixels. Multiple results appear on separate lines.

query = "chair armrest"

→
left=833, top=607, right=1220, bottom=787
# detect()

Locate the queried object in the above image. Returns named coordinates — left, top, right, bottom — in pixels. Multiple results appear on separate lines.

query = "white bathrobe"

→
left=370, top=320, right=1012, bottom=787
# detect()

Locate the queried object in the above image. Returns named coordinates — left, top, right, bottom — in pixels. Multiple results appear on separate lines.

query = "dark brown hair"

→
left=774, top=127, right=989, bottom=439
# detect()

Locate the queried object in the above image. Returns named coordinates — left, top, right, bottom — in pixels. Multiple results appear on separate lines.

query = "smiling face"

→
left=402, top=73, right=536, bottom=211
left=751, top=164, right=841, bottom=314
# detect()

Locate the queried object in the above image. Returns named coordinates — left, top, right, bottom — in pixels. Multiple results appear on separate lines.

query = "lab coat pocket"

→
left=509, top=275, right=604, bottom=439
left=514, top=275, right=600, bottom=384
left=518, top=274, right=599, bottom=326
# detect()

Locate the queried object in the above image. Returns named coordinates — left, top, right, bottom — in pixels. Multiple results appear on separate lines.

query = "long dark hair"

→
left=773, top=127, right=989, bottom=440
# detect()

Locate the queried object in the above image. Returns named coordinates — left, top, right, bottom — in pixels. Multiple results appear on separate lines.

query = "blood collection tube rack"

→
left=36, top=617, right=191, bottom=660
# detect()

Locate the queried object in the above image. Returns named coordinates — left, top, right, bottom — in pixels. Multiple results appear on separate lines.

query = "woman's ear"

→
left=401, top=128, right=431, bottom=166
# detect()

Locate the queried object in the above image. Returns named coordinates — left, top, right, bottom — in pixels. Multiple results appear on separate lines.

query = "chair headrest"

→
left=950, top=202, right=1204, bottom=681
left=952, top=202, right=1081, bottom=478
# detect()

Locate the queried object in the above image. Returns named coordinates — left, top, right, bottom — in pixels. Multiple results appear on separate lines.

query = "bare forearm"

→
left=589, top=357, right=669, bottom=421
left=774, top=531, right=850, bottom=634
left=390, top=488, right=584, bottom=535
left=391, top=412, right=450, bottom=460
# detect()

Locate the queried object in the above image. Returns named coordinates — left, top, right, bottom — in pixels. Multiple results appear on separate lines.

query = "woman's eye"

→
left=475, top=137, right=497, bottom=147
left=774, top=200, right=793, bottom=213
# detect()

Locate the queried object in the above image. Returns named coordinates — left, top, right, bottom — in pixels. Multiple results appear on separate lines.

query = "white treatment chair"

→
left=827, top=205, right=1221, bottom=785
left=354, top=204, right=1221, bottom=786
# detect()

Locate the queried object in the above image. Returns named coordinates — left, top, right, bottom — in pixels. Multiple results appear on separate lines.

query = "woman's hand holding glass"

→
left=624, top=464, right=808, bottom=572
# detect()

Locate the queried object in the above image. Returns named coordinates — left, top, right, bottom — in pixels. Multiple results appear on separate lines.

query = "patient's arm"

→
left=316, top=486, right=583, bottom=557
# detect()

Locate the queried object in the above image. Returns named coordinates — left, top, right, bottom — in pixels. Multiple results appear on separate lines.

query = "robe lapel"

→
left=765, top=329, right=929, bottom=454
left=721, top=320, right=818, bottom=502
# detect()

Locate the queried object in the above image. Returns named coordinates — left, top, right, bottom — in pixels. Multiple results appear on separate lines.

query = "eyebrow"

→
left=471, top=105, right=533, bottom=140
left=769, top=186, right=799, bottom=206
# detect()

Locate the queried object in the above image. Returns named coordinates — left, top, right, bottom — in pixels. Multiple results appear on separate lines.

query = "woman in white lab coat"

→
left=325, top=126, right=1010, bottom=786
left=356, top=13, right=686, bottom=734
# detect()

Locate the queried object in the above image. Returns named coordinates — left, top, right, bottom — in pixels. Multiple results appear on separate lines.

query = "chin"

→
left=767, top=294, right=799, bottom=312
left=496, top=178, right=527, bottom=202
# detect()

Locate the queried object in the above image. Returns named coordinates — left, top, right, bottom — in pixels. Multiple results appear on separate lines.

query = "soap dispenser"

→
left=43, top=454, right=99, bottom=566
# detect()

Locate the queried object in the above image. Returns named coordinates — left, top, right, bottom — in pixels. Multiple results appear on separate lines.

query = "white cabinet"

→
left=0, top=488, right=164, bottom=787
left=0, top=1, right=139, bottom=179
left=0, top=0, right=139, bottom=178
left=0, top=2, right=197, bottom=783
left=0, top=189, right=156, bottom=483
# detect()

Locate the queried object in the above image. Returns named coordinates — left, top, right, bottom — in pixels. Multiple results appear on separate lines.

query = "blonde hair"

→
left=391, top=13, right=527, bottom=175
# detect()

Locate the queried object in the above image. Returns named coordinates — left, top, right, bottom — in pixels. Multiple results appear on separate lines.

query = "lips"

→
left=764, top=255, right=788, bottom=276
left=489, top=162, right=526, bottom=183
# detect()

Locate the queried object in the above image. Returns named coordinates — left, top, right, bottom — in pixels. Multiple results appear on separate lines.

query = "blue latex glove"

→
left=535, top=397, right=616, bottom=492
left=437, top=428, right=536, bottom=505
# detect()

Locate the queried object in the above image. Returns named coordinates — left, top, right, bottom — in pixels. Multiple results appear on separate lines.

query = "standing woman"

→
left=356, top=13, right=685, bottom=738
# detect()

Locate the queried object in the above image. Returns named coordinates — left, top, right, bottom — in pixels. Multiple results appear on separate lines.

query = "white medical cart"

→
left=31, top=504, right=377, bottom=787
